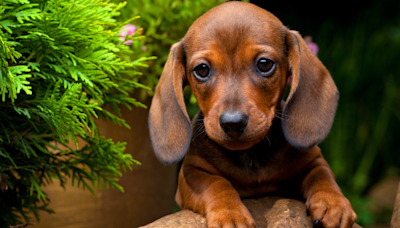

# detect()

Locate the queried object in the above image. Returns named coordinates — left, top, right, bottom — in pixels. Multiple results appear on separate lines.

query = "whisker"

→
left=192, top=126, right=201, bottom=137
left=193, top=119, right=205, bottom=125
left=274, top=111, right=291, bottom=121
left=274, top=110, right=288, bottom=115
left=264, top=135, right=271, bottom=147
left=192, top=130, right=205, bottom=141
left=275, top=112, right=290, bottom=117
left=273, top=115, right=285, bottom=121
left=192, top=119, right=206, bottom=141
left=192, top=126, right=206, bottom=141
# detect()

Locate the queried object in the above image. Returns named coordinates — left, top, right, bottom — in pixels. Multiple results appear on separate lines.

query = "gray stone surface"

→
left=141, top=196, right=363, bottom=228
left=391, top=181, right=400, bottom=228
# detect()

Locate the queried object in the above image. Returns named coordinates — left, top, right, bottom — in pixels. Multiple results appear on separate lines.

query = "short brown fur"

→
left=149, top=2, right=356, bottom=227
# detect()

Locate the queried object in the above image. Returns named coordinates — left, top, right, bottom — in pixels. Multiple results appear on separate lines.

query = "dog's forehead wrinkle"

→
left=186, top=6, right=285, bottom=53
left=185, top=20, right=287, bottom=65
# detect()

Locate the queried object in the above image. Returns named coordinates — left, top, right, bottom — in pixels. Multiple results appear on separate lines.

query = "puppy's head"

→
left=149, top=2, right=339, bottom=164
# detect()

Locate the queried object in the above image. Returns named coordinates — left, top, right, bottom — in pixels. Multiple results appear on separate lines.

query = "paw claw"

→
left=313, top=219, right=320, bottom=227
left=308, top=192, right=357, bottom=228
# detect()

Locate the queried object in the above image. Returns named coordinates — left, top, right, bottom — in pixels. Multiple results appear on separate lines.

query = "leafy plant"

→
left=303, top=2, right=400, bottom=226
left=0, top=0, right=153, bottom=226
left=111, top=0, right=248, bottom=117
left=113, top=0, right=227, bottom=88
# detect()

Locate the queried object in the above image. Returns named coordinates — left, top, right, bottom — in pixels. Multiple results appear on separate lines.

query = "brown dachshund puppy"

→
left=149, top=2, right=357, bottom=228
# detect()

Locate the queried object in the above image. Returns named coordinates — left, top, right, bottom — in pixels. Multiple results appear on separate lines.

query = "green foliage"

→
left=0, top=0, right=152, bottom=226
left=309, top=3, right=400, bottom=226
left=111, top=0, right=235, bottom=110
left=114, top=0, right=225, bottom=84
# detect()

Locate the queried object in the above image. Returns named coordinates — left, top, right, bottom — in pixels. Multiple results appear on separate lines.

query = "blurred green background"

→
left=269, top=0, right=400, bottom=226
left=113, top=0, right=400, bottom=227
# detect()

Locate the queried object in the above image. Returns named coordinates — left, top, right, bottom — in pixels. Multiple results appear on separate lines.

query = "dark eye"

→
left=257, top=58, right=275, bottom=75
left=193, top=64, right=210, bottom=80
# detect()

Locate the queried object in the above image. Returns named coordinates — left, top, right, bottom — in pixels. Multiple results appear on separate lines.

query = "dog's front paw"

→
left=307, top=191, right=357, bottom=228
left=206, top=203, right=256, bottom=228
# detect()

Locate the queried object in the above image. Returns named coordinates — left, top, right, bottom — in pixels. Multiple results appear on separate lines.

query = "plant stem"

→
left=8, top=222, right=35, bottom=228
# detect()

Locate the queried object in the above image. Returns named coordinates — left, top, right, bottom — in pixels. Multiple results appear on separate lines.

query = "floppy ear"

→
left=282, top=31, right=339, bottom=149
left=148, top=42, right=191, bottom=164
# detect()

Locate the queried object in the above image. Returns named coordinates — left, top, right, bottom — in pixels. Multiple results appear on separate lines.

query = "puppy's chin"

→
left=206, top=131, right=265, bottom=151
left=216, top=139, right=262, bottom=151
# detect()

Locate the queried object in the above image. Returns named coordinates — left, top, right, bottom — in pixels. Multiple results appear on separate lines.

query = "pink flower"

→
left=118, top=24, right=137, bottom=45
left=304, top=36, right=319, bottom=56
left=287, top=36, right=319, bottom=85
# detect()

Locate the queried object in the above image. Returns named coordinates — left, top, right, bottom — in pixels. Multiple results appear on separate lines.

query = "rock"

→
left=365, top=176, right=399, bottom=227
left=140, top=196, right=363, bottom=228
left=368, top=177, right=399, bottom=215
left=391, top=180, right=400, bottom=228
left=139, top=210, right=206, bottom=228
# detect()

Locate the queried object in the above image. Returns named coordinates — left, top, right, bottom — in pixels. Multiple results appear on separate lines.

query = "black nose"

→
left=219, top=111, right=248, bottom=136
